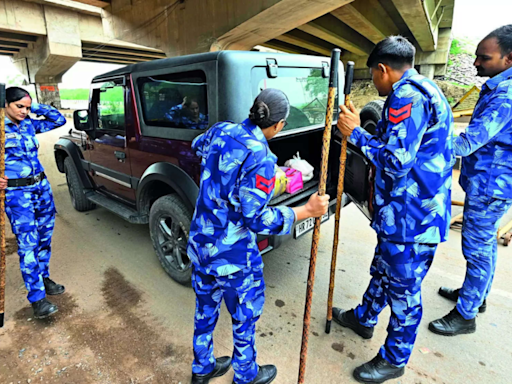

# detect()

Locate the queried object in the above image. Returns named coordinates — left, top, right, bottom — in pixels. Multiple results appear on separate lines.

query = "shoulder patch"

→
left=389, top=103, right=413, bottom=124
left=256, top=174, right=275, bottom=194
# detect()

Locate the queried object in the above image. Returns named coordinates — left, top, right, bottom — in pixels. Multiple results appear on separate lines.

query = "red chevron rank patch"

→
left=256, top=175, right=275, bottom=194
left=389, top=103, right=412, bottom=124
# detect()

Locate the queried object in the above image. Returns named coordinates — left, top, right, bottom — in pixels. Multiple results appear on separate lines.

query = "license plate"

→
left=295, top=213, right=330, bottom=238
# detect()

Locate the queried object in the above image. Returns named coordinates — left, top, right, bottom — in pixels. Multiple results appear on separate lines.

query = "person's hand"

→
left=337, top=102, right=361, bottom=137
left=0, top=176, right=8, bottom=190
left=305, top=192, right=330, bottom=217
left=181, top=96, right=188, bottom=107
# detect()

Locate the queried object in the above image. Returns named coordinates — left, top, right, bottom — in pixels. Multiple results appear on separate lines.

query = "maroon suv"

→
left=54, top=51, right=378, bottom=284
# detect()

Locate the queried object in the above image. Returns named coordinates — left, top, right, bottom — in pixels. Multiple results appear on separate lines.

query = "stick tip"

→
left=325, top=320, right=331, bottom=334
left=0, top=313, right=4, bottom=328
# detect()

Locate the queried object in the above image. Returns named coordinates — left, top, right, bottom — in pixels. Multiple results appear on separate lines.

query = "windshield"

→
left=253, top=67, right=338, bottom=132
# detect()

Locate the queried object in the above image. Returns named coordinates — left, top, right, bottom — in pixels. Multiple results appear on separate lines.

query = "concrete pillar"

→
left=35, top=84, right=62, bottom=109
left=13, top=6, right=82, bottom=108
left=420, top=64, right=436, bottom=80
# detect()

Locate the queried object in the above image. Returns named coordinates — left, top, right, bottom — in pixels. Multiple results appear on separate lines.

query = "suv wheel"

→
left=149, top=194, right=193, bottom=285
left=360, top=100, right=385, bottom=135
left=64, top=156, right=96, bottom=212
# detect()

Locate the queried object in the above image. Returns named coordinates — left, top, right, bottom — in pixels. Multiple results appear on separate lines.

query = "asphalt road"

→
left=0, top=122, right=510, bottom=384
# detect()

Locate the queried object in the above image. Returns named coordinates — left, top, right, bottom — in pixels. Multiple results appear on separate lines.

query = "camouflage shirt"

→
left=4, top=103, right=66, bottom=180
left=350, top=69, right=454, bottom=244
left=456, top=66, right=512, bottom=199
left=188, top=119, right=296, bottom=276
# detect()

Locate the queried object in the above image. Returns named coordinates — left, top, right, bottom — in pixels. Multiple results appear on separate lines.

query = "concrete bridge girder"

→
left=1, top=0, right=455, bottom=107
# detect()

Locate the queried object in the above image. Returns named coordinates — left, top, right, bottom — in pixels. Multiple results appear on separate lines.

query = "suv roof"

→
left=92, top=50, right=331, bottom=82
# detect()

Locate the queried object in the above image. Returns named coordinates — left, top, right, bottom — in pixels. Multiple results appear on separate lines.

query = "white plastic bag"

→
left=285, top=152, right=314, bottom=182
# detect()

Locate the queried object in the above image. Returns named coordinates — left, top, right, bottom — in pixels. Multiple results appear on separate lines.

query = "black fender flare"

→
left=137, top=162, right=199, bottom=213
left=54, top=139, right=94, bottom=189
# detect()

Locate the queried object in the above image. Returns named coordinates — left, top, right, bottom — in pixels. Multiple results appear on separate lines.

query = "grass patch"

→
left=60, top=88, right=89, bottom=100
left=448, top=81, right=472, bottom=89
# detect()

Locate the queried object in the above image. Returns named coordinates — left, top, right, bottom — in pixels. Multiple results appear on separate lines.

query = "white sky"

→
left=1, top=0, right=511, bottom=88
left=452, top=0, right=512, bottom=39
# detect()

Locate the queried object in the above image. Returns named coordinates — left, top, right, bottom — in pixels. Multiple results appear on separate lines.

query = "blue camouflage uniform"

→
left=188, top=119, right=295, bottom=384
left=165, top=104, right=208, bottom=129
left=4, top=103, right=66, bottom=303
left=454, top=66, right=512, bottom=320
left=349, top=69, right=454, bottom=367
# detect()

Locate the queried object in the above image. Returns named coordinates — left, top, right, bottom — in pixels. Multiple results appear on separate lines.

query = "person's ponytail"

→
left=249, top=88, right=290, bottom=129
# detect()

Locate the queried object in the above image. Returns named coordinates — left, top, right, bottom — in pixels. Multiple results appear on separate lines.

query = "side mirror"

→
left=73, top=109, right=91, bottom=131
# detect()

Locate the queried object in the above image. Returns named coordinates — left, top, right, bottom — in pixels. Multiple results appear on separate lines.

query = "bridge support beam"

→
left=13, top=6, right=82, bottom=108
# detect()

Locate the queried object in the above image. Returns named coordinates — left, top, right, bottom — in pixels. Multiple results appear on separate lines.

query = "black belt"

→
left=7, top=172, right=46, bottom=187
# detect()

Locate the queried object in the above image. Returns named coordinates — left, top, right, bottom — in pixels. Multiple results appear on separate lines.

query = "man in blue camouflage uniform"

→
left=188, top=88, right=328, bottom=384
left=429, top=25, right=512, bottom=337
left=335, top=36, right=454, bottom=383
left=165, top=97, right=208, bottom=129
left=1, top=87, right=66, bottom=319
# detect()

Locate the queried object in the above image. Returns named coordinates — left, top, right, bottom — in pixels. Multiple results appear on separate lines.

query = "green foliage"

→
left=450, top=39, right=464, bottom=55
left=305, top=69, right=328, bottom=105
left=6, top=74, right=25, bottom=87
left=450, top=38, right=477, bottom=56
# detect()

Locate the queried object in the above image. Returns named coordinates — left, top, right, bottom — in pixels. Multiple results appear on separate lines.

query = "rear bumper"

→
left=258, top=196, right=341, bottom=255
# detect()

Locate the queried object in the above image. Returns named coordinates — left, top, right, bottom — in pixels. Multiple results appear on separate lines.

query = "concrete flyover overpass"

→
left=1, top=0, right=455, bottom=106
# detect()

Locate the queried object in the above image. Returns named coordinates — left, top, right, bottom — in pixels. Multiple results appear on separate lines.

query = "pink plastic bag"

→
left=280, top=167, right=303, bottom=194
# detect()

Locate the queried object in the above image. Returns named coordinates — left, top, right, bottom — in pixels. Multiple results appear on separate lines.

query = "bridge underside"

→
left=1, top=0, right=455, bottom=105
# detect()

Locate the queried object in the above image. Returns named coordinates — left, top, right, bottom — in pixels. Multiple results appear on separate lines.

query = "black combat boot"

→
left=353, top=355, right=405, bottom=383
left=428, top=307, right=476, bottom=336
left=233, top=365, right=277, bottom=384
left=438, top=287, right=486, bottom=313
left=332, top=308, right=374, bottom=339
left=192, top=356, right=231, bottom=384
left=43, top=277, right=65, bottom=295
left=32, top=298, right=58, bottom=319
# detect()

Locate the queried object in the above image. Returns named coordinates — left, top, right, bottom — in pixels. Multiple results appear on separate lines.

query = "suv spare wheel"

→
left=149, top=194, right=193, bottom=285
left=360, top=100, right=384, bottom=135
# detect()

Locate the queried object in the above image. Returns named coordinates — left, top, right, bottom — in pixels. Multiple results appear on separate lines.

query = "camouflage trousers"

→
left=192, top=266, right=265, bottom=384
left=354, top=239, right=437, bottom=367
left=458, top=195, right=512, bottom=320
left=5, top=178, right=56, bottom=303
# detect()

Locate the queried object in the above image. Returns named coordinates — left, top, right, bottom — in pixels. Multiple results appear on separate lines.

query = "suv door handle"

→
left=114, top=151, right=126, bottom=160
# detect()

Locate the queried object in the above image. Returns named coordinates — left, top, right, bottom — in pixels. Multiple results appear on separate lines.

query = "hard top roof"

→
left=92, top=50, right=330, bottom=82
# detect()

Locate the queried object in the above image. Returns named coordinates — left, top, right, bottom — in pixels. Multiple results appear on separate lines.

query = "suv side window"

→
left=137, top=70, right=208, bottom=130
left=96, top=81, right=125, bottom=133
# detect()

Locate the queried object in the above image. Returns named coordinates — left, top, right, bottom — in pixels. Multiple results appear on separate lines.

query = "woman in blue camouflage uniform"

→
left=0, top=87, right=66, bottom=319
left=188, top=89, right=329, bottom=384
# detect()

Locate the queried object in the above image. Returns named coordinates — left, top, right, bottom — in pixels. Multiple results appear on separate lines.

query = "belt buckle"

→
left=34, top=173, right=42, bottom=183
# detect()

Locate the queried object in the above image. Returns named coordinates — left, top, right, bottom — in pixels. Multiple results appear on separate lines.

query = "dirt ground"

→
left=0, top=122, right=510, bottom=384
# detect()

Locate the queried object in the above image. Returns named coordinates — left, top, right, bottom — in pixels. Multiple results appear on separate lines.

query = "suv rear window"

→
left=253, top=67, right=334, bottom=132
left=138, top=70, right=208, bottom=130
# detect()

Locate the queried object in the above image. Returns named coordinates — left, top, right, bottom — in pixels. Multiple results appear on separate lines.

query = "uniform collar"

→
left=483, top=66, right=512, bottom=91
left=4, top=116, right=14, bottom=126
left=242, top=118, right=267, bottom=143
left=392, top=68, right=419, bottom=90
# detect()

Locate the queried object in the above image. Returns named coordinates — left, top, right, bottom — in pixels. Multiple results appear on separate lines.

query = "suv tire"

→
left=149, top=194, right=193, bottom=285
left=64, top=156, right=96, bottom=212
left=360, top=100, right=385, bottom=135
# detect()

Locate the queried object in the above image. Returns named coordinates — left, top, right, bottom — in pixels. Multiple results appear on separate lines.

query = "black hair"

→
left=249, top=88, right=290, bottom=129
left=6, top=87, right=32, bottom=104
left=485, top=25, right=512, bottom=56
left=184, top=98, right=199, bottom=108
left=366, top=36, right=416, bottom=70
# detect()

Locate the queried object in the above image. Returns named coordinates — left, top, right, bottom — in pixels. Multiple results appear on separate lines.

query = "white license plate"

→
left=295, top=213, right=330, bottom=238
